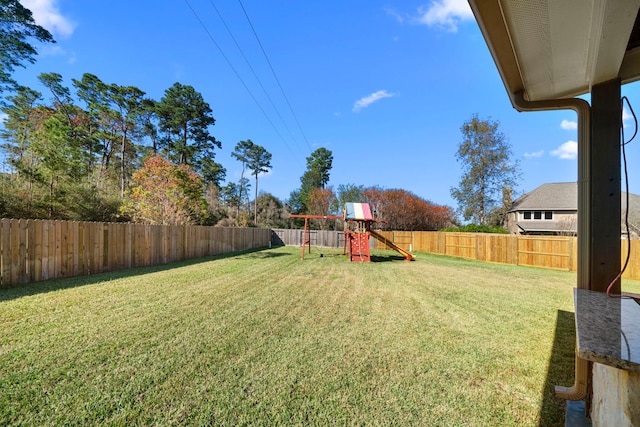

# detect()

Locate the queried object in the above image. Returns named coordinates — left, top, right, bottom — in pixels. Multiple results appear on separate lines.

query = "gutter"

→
left=512, top=91, right=591, bottom=401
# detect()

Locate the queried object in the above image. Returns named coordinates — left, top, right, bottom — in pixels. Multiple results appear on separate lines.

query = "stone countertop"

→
left=575, top=289, right=640, bottom=373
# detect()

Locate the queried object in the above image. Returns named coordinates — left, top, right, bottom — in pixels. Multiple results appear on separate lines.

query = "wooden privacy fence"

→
left=374, top=231, right=640, bottom=281
left=0, top=219, right=271, bottom=288
left=271, top=229, right=348, bottom=249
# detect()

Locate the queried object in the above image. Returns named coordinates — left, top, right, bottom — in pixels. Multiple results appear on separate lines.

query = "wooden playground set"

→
left=290, top=202, right=414, bottom=262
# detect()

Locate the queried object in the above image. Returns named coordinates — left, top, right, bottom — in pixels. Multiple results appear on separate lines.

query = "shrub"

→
left=439, top=224, right=509, bottom=234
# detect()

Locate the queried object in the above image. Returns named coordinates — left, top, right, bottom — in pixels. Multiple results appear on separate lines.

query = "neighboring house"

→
left=505, top=182, right=640, bottom=238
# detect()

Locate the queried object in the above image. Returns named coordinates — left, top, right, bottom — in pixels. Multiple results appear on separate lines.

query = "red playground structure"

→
left=290, top=203, right=414, bottom=262
left=343, top=202, right=414, bottom=262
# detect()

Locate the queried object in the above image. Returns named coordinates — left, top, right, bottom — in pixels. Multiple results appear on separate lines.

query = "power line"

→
left=207, top=0, right=301, bottom=153
left=237, top=0, right=313, bottom=153
left=182, top=0, right=295, bottom=155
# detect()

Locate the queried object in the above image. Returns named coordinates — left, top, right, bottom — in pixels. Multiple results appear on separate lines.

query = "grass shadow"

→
left=233, top=250, right=292, bottom=260
left=0, top=247, right=274, bottom=303
left=538, top=309, right=577, bottom=426
left=370, top=254, right=408, bottom=262
left=293, top=249, right=347, bottom=260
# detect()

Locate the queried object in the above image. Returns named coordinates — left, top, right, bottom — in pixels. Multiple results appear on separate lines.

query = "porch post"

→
left=589, top=79, right=621, bottom=294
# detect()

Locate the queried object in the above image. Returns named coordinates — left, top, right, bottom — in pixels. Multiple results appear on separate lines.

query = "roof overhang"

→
left=469, top=0, right=640, bottom=102
left=517, top=221, right=576, bottom=234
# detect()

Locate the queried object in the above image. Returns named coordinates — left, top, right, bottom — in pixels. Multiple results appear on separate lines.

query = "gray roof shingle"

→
left=510, top=182, right=577, bottom=211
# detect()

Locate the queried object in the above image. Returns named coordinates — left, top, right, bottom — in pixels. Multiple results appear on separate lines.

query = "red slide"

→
left=369, top=230, right=414, bottom=261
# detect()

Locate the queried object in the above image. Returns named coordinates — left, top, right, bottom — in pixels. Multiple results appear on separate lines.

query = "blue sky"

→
left=8, top=0, right=640, bottom=211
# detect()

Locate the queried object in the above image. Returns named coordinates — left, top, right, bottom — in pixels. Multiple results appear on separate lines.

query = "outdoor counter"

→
left=574, top=288, right=640, bottom=373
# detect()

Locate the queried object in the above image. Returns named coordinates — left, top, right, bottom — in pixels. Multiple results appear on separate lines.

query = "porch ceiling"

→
left=469, top=0, right=640, bottom=102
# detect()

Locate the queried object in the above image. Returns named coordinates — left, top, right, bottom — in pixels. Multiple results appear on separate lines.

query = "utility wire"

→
left=237, top=0, right=313, bottom=152
left=607, top=96, right=639, bottom=305
left=182, top=0, right=294, bottom=155
left=207, top=0, right=302, bottom=154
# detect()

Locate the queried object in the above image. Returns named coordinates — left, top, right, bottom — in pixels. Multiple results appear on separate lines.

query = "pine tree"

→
left=0, top=0, right=55, bottom=92
left=450, top=115, right=520, bottom=224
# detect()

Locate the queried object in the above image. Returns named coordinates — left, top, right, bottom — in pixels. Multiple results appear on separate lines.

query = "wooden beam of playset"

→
left=289, top=215, right=343, bottom=219
left=290, top=214, right=343, bottom=259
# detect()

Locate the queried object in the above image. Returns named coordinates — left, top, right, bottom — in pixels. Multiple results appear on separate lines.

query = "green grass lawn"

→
left=2, top=246, right=639, bottom=426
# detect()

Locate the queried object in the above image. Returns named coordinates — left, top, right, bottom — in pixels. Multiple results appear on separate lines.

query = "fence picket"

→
left=18, top=220, right=29, bottom=283
left=47, top=220, right=56, bottom=279
left=1, top=219, right=11, bottom=287
left=32, top=220, right=42, bottom=282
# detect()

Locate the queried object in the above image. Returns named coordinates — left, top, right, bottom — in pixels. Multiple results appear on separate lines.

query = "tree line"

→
left=0, top=74, right=457, bottom=230
left=0, top=70, right=457, bottom=230
left=0, top=73, right=228, bottom=222
left=286, top=149, right=457, bottom=231
left=2, top=1, right=515, bottom=232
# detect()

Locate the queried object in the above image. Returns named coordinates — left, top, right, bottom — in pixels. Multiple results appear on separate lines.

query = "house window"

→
left=522, top=210, right=554, bottom=220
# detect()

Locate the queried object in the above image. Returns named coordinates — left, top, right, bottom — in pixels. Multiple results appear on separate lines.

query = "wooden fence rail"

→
left=0, top=219, right=271, bottom=288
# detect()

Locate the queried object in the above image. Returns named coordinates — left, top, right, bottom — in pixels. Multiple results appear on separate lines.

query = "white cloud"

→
left=352, top=90, right=396, bottom=113
left=40, top=44, right=63, bottom=55
left=0, top=113, right=8, bottom=123
left=523, top=150, right=544, bottom=159
left=560, top=119, right=577, bottom=130
left=20, top=0, right=76, bottom=38
left=623, top=106, right=633, bottom=128
left=551, top=140, right=578, bottom=160
left=38, top=44, right=76, bottom=64
left=385, top=7, right=405, bottom=23
left=415, top=0, right=474, bottom=32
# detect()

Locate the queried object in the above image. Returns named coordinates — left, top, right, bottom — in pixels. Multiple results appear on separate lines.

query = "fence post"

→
left=1, top=219, right=10, bottom=287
